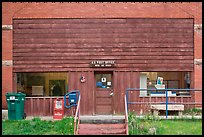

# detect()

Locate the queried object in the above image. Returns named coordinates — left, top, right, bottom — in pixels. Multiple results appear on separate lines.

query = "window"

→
left=139, top=72, right=191, bottom=96
left=17, top=72, right=68, bottom=97
left=95, top=72, right=112, bottom=89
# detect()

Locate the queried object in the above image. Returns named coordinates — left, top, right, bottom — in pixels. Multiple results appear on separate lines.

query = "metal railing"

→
left=74, top=94, right=81, bottom=135
left=124, top=95, right=129, bottom=135
left=125, top=88, right=202, bottom=118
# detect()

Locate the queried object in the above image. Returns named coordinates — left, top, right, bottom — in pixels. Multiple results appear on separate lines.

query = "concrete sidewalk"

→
left=2, top=110, right=202, bottom=120
left=25, top=116, right=54, bottom=121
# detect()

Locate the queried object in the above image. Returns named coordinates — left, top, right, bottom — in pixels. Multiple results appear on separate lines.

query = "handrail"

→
left=126, top=88, right=202, bottom=119
left=126, top=88, right=202, bottom=91
left=124, top=95, right=129, bottom=135
left=74, top=94, right=81, bottom=135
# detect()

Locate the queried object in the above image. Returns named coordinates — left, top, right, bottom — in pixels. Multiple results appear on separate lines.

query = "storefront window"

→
left=140, top=72, right=191, bottom=96
left=17, top=73, right=68, bottom=97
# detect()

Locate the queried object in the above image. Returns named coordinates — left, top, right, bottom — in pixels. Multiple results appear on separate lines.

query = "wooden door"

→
left=94, top=71, right=113, bottom=115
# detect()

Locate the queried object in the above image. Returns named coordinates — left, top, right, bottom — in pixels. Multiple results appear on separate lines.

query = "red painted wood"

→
left=13, top=37, right=193, bottom=44
left=13, top=22, right=193, bottom=29
left=14, top=68, right=193, bottom=73
left=113, top=71, right=140, bottom=114
left=13, top=43, right=193, bottom=48
left=78, top=128, right=126, bottom=135
left=128, top=95, right=193, bottom=114
left=13, top=64, right=193, bottom=71
left=96, top=98, right=112, bottom=105
left=25, top=71, right=197, bottom=115
left=13, top=27, right=193, bottom=34
left=13, top=18, right=127, bottom=24
left=13, top=18, right=193, bottom=24
left=78, top=123, right=126, bottom=135
left=13, top=18, right=194, bottom=116
left=79, top=124, right=125, bottom=129
left=13, top=51, right=194, bottom=57
left=67, top=71, right=94, bottom=115
left=24, top=97, right=64, bottom=116
left=13, top=18, right=193, bottom=72
left=94, top=71, right=113, bottom=115
left=13, top=56, right=193, bottom=62
left=13, top=47, right=193, bottom=53
left=95, top=105, right=112, bottom=114
left=14, top=33, right=192, bottom=39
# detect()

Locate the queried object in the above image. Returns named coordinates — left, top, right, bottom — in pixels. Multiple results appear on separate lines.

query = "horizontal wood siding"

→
left=13, top=18, right=194, bottom=72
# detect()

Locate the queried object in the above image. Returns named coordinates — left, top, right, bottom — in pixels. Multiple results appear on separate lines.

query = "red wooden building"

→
left=2, top=2, right=202, bottom=116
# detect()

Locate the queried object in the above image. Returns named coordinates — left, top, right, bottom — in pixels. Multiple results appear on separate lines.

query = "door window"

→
left=95, top=73, right=112, bottom=89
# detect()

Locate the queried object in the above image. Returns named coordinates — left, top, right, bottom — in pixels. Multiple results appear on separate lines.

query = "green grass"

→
left=2, top=117, right=74, bottom=135
left=2, top=114, right=202, bottom=135
left=183, top=108, right=202, bottom=115
left=128, top=112, right=202, bottom=135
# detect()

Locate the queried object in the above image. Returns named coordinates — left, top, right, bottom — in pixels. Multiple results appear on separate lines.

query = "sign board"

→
left=155, top=84, right=165, bottom=89
left=155, top=77, right=165, bottom=89
left=32, top=86, right=44, bottom=95
left=157, top=77, right=164, bottom=85
left=101, top=77, right=106, bottom=82
left=10, top=96, right=15, bottom=100
left=90, top=60, right=116, bottom=67
left=55, top=100, right=62, bottom=109
left=107, top=82, right=111, bottom=86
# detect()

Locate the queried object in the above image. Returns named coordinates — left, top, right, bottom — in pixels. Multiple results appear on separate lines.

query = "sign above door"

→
left=90, top=60, right=116, bottom=67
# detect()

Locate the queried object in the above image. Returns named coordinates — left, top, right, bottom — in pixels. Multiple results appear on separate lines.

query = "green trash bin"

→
left=6, top=92, right=26, bottom=120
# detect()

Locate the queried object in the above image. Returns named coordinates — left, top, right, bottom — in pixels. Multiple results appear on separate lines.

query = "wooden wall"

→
left=24, top=71, right=140, bottom=116
left=68, top=71, right=94, bottom=115
left=23, top=70, right=196, bottom=116
left=13, top=18, right=194, bottom=72
left=14, top=18, right=194, bottom=116
left=24, top=97, right=76, bottom=116
left=113, top=71, right=140, bottom=114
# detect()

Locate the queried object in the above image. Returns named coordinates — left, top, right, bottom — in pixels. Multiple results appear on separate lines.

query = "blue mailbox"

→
left=64, top=90, right=80, bottom=109
left=68, top=93, right=77, bottom=105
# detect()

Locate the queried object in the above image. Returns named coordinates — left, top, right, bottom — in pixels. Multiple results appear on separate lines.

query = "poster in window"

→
left=101, top=77, right=106, bottom=82
left=32, top=86, right=44, bottom=95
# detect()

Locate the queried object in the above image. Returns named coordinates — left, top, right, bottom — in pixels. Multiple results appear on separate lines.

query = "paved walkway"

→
left=2, top=109, right=202, bottom=120
left=135, top=115, right=202, bottom=119
left=25, top=115, right=202, bottom=121
left=26, top=116, right=54, bottom=121
left=80, top=115, right=125, bottom=120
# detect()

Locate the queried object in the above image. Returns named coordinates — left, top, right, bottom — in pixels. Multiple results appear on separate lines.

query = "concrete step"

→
left=80, top=119, right=125, bottom=124
left=80, top=115, right=125, bottom=124
left=2, top=110, right=8, bottom=120
left=78, top=123, right=126, bottom=135
left=79, top=123, right=125, bottom=129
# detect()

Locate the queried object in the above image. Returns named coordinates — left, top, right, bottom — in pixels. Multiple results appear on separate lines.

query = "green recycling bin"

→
left=6, top=92, right=26, bottom=120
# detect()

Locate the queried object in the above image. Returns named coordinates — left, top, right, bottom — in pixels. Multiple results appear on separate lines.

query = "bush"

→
left=183, top=108, right=202, bottom=116
left=128, top=112, right=161, bottom=135
left=128, top=112, right=202, bottom=135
